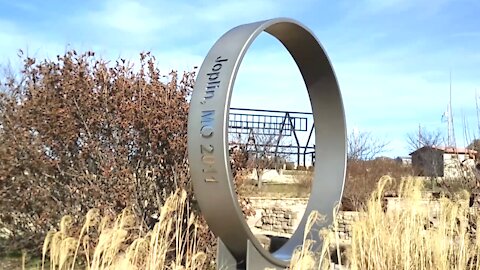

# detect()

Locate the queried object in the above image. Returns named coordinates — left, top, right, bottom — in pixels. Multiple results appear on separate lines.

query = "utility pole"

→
left=447, top=71, right=456, bottom=147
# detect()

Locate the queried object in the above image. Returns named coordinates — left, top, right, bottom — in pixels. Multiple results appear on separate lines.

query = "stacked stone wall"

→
left=247, top=197, right=308, bottom=235
left=256, top=208, right=297, bottom=234
left=335, top=211, right=362, bottom=241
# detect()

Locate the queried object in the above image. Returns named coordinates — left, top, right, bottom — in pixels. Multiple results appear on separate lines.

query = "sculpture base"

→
left=216, top=237, right=284, bottom=269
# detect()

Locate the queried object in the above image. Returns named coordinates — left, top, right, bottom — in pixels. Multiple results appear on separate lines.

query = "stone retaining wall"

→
left=246, top=198, right=364, bottom=239
left=247, top=196, right=455, bottom=241
left=256, top=208, right=297, bottom=234
left=247, top=197, right=308, bottom=236
left=335, top=211, right=362, bottom=241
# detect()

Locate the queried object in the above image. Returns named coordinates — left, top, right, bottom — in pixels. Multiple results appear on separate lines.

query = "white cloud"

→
left=79, top=0, right=287, bottom=42
left=84, top=0, right=181, bottom=35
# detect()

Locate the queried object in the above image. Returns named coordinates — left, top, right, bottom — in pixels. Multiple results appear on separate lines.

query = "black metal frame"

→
left=229, top=107, right=315, bottom=166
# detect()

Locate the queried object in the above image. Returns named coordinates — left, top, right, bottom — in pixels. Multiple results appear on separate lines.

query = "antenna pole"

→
left=447, top=71, right=455, bottom=147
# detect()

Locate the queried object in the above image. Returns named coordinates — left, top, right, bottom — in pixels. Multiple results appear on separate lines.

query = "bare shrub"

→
left=294, top=172, right=313, bottom=190
left=341, top=158, right=412, bottom=210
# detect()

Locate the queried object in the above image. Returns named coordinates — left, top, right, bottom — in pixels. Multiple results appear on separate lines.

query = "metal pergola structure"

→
left=228, top=107, right=315, bottom=167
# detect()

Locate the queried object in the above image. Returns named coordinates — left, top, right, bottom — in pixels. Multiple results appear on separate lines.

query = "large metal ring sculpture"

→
left=187, top=18, right=346, bottom=269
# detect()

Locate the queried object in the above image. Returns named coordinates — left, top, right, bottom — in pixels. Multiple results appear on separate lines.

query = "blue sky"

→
left=0, top=0, right=479, bottom=158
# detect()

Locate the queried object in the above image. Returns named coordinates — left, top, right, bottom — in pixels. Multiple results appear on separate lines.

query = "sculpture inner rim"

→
left=187, top=17, right=346, bottom=267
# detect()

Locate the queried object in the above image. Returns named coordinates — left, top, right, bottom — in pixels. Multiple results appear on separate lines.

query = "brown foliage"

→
left=229, top=145, right=256, bottom=217
left=0, top=51, right=202, bottom=254
left=341, top=158, right=412, bottom=210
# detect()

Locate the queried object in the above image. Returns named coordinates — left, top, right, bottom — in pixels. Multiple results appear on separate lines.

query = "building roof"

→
left=434, top=146, right=477, bottom=155
left=410, top=146, right=478, bottom=156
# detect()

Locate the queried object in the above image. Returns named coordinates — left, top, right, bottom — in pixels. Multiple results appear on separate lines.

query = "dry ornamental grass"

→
left=348, top=177, right=480, bottom=270
left=41, top=189, right=208, bottom=270
left=41, top=176, right=480, bottom=269
left=290, top=176, right=480, bottom=270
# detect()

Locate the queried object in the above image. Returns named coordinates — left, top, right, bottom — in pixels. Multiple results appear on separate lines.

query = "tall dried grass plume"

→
left=290, top=175, right=480, bottom=269
left=41, top=189, right=208, bottom=270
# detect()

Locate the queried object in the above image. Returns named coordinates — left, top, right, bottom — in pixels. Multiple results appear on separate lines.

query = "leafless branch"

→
left=347, top=131, right=389, bottom=161
left=406, top=126, right=444, bottom=152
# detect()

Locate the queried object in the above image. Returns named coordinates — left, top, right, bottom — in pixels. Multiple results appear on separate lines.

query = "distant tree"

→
left=467, top=140, right=480, bottom=182
left=468, top=139, right=480, bottom=154
left=248, top=132, right=279, bottom=188
left=406, top=126, right=444, bottom=152
left=347, top=130, right=388, bottom=161
left=230, top=129, right=287, bottom=188
left=406, top=127, right=445, bottom=182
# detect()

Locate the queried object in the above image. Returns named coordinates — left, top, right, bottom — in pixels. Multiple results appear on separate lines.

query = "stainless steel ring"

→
left=187, top=17, right=346, bottom=267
